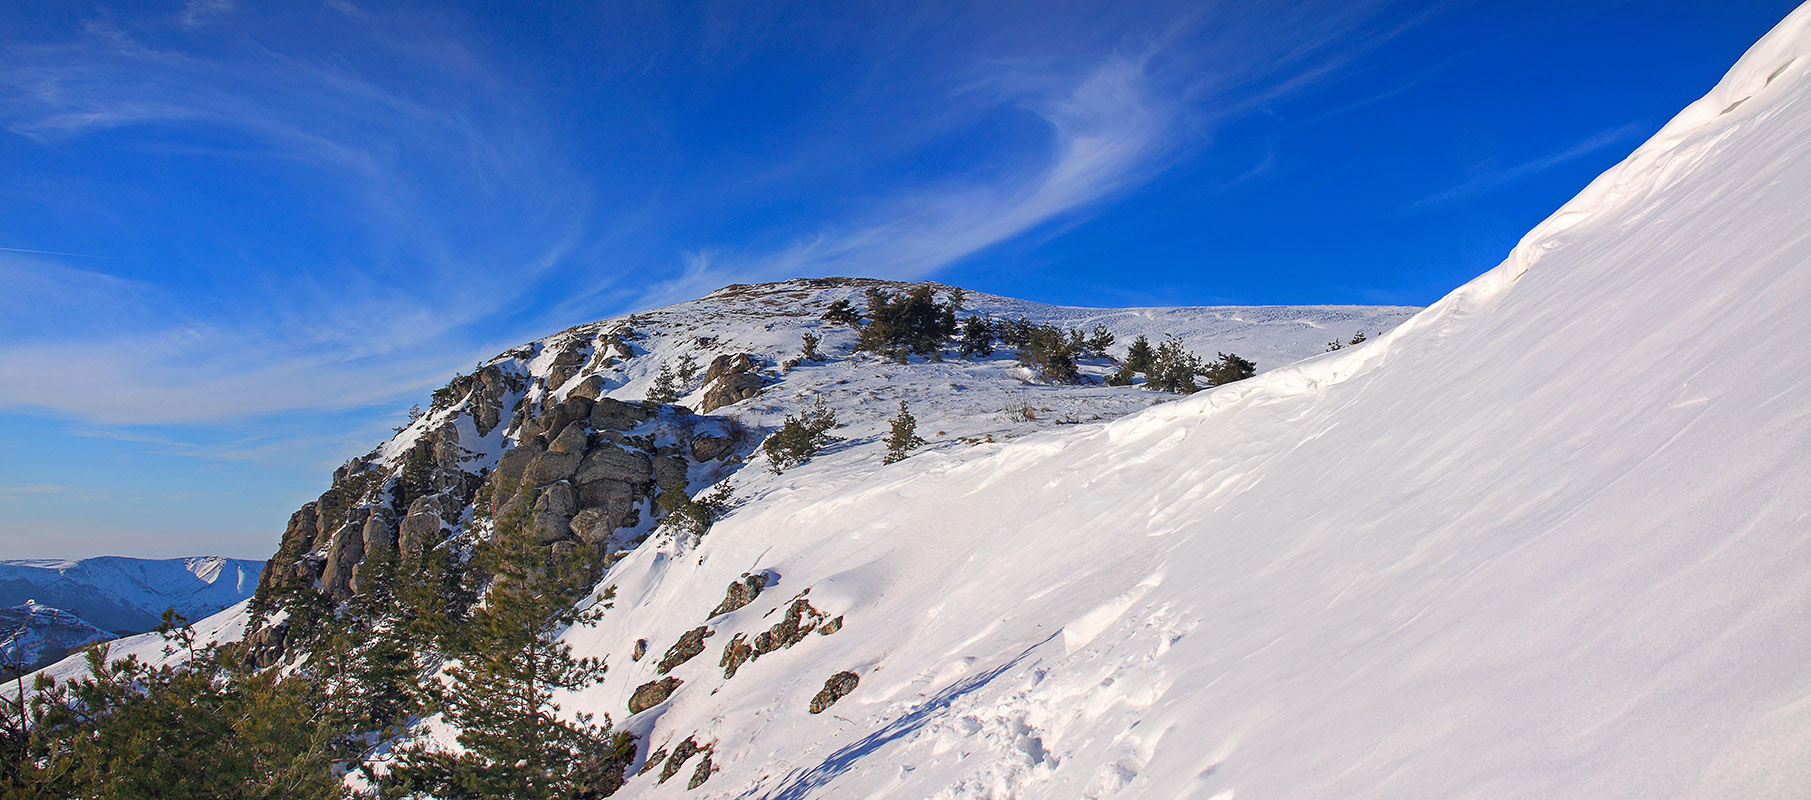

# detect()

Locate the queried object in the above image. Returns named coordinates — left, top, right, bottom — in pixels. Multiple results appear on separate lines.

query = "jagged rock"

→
left=628, top=677, right=682, bottom=714
left=752, top=597, right=826, bottom=657
left=809, top=671, right=859, bottom=714
left=719, top=632, right=752, bottom=679
left=690, top=434, right=734, bottom=462
left=547, top=422, right=590, bottom=454
left=397, top=511, right=442, bottom=557
left=590, top=397, right=652, bottom=431
left=818, top=615, right=844, bottom=636
left=532, top=481, right=577, bottom=542
left=688, top=750, right=716, bottom=789
left=525, top=450, right=583, bottom=486
left=546, top=345, right=589, bottom=391
left=701, top=372, right=765, bottom=413
left=548, top=396, right=594, bottom=435
left=495, top=436, right=547, bottom=486
left=703, top=353, right=756, bottom=384
left=659, top=737, right=702, bottom=784
left=652, top=454, right=689, bottom=490
left=319, top=524, right=366, bottom=598
left=431, top=439, right=466, bottom=473
left=241, top=619, right=288, bottom=669
left=361, top=509, right=396, bottom=560
left=569, top=508, right=613, bottom=544
left=710, top=573, right=769, bottom=618
left=657, top=626, right=713, bottom=675
left=638, top=746, right=667, bottom=776
left=471, top=365, right=513, bottom=436
left=577, top=446, right=653, bottom=485
left=576, top=479, right=640, bottom=530
left=632, top=638, right=648, bottom=661
left=569, top=374, right=606, bottom=401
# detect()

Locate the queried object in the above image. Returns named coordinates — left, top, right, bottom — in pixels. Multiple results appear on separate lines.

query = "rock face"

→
left=659, top=737, right=704, bottom=784
left=628, top=677, right=682, bottom=714
left=700, top=353, right=766, bottom=413
left=656, top=625, right=713, bottom=675
left=752, top=596, right=833, bottom=657
left=709, top=573, right=769, bottom=618
left=809, top=671, right=860, bottom=714
left=719, top=632, right=753, bottom=679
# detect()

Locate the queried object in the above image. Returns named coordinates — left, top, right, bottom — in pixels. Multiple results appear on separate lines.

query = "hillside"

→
left=0, top=602, right=112, bottom=677
left=19, top=4, right=1811, bottom=797
left=477, top=5, right=1808, bottom=797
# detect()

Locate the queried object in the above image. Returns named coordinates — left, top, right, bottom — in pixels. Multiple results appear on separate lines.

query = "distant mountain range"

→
left=0, top=556, right=263, bottom=636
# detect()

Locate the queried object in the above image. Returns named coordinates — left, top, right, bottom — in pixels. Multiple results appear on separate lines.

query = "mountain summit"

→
left=20, top=5, right=1811, bottom=796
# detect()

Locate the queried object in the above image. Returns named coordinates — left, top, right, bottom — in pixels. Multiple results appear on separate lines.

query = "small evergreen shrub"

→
left=762, top=400, right=840, bottom=474
left=882, top=400, right=927, bottom=465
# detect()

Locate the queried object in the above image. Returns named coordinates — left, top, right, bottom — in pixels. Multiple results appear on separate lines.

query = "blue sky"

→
left=0, top=0, right=1798, bottom=558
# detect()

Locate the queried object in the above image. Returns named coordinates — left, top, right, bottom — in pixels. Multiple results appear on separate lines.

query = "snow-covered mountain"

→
left=0, top=556, right=263, bottom=635
left=0, top=602, right=113, bottom=676
left=24, top=4, right=1811, bottom=797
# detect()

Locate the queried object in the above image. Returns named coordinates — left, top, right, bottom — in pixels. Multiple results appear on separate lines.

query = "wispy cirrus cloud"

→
left=0, top=6, right=588, bottom=425
left=1410, top=121, right=1652, bottom=208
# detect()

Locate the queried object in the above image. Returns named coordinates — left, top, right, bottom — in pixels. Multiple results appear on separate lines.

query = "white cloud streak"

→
left=0, top=9, right=588, bottom=426
left=1411, top=122, right=1651, bottom=208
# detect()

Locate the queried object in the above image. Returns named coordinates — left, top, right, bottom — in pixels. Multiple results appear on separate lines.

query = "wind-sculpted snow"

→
left=530, top=7, right=1811, bottom=797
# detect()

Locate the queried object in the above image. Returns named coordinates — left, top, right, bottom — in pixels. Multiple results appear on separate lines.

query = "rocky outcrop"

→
left=719, top=632, right=752, bottom=679
left=700, top=353, right=766, bottom=413
left=657, top=625, right=713, bottom=675
left=709, top=573, right=769, bottom=618
left=658, top=737, right=704, bottom=784
left=809, top=671, right=859, bottom=714
left=631, top=638, right=648, bottom=661
left=688, top=749, right=716, bottom=789
left=628, top=677, right=682, bottom=714
left=752, top=596, right=833, bottom=657
left=545, top=343, right=589, bottom=391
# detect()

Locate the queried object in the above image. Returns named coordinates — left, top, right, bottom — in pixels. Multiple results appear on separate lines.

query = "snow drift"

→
left=555, top=7, right=1811, bottom=798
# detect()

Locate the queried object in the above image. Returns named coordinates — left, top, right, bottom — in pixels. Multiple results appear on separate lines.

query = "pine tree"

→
left=801, top=331, right=822, bottom=361
left=1200, top=352, right=1257, bottom=387
left=383, top=496, right=629, bottom=799
left=958, top=316, right=995, bottom=357
left=762, top=399, right=840, bottom=474
left=822, top=299, right=862, bottom=328
left=1124, top=335, right=1155, bottom=376
left=675, top=352, right=699, bottom=386
left=19, top=619, right=352, bottom=799
left=1147, top=335, right=1203, bottom=394
left=882, top=400, right=927, bottom=465
left=647, top=362, right=679, bottom=403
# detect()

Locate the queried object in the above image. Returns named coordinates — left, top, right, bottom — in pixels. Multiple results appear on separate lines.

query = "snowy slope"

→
left=0, top=602, right=113, bottom=675
left=0, top=556, right=262, bottom=635
left=491, top=7, right=1811, bottom=798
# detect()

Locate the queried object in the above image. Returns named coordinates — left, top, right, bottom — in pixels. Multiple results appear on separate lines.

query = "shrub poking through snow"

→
left=822, top=298, right=862, bottom=327
left=656, top=482, right=732, bottom=536
left=883, top=400, right=927, bottom=465
left=762, top=399, right=840, bottom=474
left=1202, top=351, right=1258, bottom=387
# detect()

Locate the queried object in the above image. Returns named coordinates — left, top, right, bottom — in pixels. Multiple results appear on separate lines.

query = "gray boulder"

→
left=628, top=677, right=682, bottom=714
left=576, top=446, right=652, bottom=485
left=701, top=372, right=765, bottom=413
